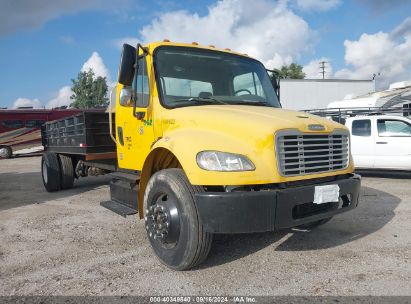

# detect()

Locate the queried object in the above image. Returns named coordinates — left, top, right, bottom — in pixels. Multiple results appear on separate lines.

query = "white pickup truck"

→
left=345, top=115, right=411, bottom=170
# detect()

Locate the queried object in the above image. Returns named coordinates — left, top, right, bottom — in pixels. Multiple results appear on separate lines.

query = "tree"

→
left=274, top=63, right=306, bottom=79
left=70, top=69, right=108, bottom=109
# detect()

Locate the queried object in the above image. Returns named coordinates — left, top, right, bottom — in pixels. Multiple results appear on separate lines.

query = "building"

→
left=279, top=79, right=375, bottom=110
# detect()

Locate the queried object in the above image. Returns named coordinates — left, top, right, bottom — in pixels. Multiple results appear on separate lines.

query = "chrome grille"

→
left=276, top=131, right=349, bottom=176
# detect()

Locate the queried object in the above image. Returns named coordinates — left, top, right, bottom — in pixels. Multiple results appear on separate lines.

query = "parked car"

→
left=345, top=115, right=411, bottom=170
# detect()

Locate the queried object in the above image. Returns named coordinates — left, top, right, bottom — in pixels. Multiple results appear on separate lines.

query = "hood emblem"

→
left=308, top=124, right=325, bottom=131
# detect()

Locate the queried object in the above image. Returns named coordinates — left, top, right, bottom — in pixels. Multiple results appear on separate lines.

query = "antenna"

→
left=319, top=61, right=328, bottom=79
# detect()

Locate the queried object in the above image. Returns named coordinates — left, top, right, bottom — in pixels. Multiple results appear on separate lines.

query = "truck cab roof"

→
left=145, top=41, right=252, bottom=59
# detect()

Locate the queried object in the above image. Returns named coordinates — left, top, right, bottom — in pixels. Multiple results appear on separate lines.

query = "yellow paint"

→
left=116, top=41, right=354, bottom=185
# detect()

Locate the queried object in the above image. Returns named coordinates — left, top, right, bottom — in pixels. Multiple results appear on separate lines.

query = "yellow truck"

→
left=41, top=41, right=361, bottom=270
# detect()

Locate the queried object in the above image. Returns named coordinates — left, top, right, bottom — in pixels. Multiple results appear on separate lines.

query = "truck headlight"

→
left=196, top=151, right=255, bottom=172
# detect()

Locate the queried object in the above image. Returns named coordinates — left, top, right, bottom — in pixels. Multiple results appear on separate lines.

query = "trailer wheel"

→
left=297, top=217, right=333, bottom=230
left=143, top=168, right=213, bottom=270
left=41, top=152, right=61, bottom=192
left=0, top=146, right=12, bottom=159
left=59, top=154, right=74, bottom=190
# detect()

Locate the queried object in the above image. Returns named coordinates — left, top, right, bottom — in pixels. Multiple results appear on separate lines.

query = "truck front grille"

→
left=276, top=131, right=349, bottom=176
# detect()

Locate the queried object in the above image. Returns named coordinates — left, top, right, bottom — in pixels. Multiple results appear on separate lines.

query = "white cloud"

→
left=81, top=51, right=115, bottom=88
left=303, top=58, right=333, bottom=79
left=116, top=0, right=314, bottom=69
left=81, top=51, right=110, bottom=80
left=13, top=98, right=42, bottom=109
left=46, top=86, right=72, bottom=108
left=335, top=18, right=411, bottom=89
left=295, top=0, right=341, bottom=11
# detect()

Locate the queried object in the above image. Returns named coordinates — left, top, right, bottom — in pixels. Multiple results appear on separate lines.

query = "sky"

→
left=1, top=0, right=411, bottom=109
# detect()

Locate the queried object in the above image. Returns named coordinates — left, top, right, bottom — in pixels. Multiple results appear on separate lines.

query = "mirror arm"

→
left=133, top=43, right=149, bottom=120
left=266, top=68, right=281, bottom=100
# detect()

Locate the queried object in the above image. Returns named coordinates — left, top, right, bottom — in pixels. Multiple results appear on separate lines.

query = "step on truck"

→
left=41, top=41, right=361, bottom=270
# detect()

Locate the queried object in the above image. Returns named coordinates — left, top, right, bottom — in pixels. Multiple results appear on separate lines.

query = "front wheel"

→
left=143, top=168, right=213, bottom=270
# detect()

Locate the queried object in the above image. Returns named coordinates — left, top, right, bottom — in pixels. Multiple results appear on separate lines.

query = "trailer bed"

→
left=41, top=110, right=116, bottom=158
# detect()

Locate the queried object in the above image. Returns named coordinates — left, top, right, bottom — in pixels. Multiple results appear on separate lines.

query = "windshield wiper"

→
left=172, top=97, right=229, bottom=105
left=230, top=100, right=273, bottom=107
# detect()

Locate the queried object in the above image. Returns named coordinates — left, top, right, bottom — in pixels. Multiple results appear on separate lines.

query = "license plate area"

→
left=313, top=184, right=340, bottom=205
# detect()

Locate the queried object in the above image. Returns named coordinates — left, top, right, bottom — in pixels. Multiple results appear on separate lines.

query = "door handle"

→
left=376, top=141, right=387, bottom=144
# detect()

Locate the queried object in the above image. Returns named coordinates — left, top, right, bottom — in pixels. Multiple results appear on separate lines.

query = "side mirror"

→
left=118, top=44, right=136, bottom=86
left=119, top=87, right=133, bottom=106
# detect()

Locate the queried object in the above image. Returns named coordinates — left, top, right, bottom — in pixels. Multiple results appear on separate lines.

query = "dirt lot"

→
left=0, top=156, right=410, bottom=296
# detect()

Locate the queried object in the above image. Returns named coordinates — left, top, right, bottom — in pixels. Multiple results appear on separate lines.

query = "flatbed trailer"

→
left=41, top=110, right=140, bottom=216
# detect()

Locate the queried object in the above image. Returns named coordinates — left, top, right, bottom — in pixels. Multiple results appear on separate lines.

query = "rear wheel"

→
left=143, top=168, right=213, bottom=270
left=41, top=152, right=61, bottom=192
left=59, top=154, right=74, bottom=189
left=0, top=146, right=12, bottom=159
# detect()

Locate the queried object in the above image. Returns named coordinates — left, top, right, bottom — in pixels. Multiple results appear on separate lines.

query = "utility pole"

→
left=319, top=61, right=327, bottom=79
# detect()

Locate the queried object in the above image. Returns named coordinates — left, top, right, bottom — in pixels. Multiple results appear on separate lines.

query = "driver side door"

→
left=116, top=55, right=155, bottom=171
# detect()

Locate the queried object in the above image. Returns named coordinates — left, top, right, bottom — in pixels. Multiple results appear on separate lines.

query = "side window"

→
left=26, top=120, right=45, bottom=128
left=404, top=103, right=410, bottom=117
left=377, top=119, right=411, bottom=137
left=134, top=57, right=150, bottom=107
left=2, top=120, right=23, bottom=129
left=233, top=72, right=265, bottom=97
left=352, top=119, right=371, bottom=137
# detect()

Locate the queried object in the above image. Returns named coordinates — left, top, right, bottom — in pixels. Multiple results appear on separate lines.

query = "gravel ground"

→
left=0, top=156, right=410, bottom=296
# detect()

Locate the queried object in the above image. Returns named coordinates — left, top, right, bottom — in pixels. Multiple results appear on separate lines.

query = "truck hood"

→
left=161, top=105, right=345, bottom=136
left=157, top=105, right=353, bottom=186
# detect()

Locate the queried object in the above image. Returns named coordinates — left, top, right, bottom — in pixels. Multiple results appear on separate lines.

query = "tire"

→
left=59, top=154, right=74, bottom=189
left=0, top=146, right=12, bottom=159
left=143, top=168, right=213, bottom=270
left=297, top=217, right=333, bottom=230
left=41, top=152, right=61, bottom=192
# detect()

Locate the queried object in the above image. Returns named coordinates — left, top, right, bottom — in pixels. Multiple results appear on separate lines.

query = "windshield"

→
left=155, top=47, right=281, bottom=108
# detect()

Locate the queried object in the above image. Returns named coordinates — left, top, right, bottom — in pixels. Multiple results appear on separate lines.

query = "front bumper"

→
left=195, top=174, right=361, bottom=233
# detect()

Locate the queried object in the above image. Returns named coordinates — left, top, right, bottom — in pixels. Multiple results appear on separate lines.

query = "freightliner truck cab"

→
left=42, top=41, right=361, bottom=270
